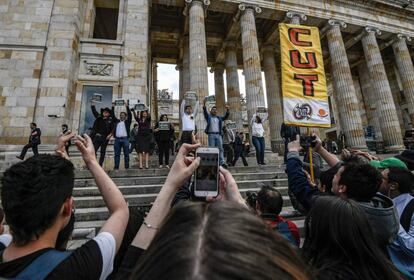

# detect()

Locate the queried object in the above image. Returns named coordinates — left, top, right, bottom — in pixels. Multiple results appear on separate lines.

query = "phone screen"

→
left=195, top=152, right=219, bottom=192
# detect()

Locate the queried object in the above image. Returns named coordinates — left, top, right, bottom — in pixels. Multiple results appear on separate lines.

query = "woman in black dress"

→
left=154, top=114, right=175, bottom=169
left=133, top=110, right=152, bottom=169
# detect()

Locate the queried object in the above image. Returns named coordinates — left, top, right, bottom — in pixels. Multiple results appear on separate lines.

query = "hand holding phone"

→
left=194, top=147, right=219, bottom=198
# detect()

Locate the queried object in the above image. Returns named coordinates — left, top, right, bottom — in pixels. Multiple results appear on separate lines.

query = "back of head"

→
left=388, top=167, right=414, bottom=194
left=303, top=196, right=402, bottom=280
left=1, top=154, right=74, bottom=246
left=30, top=122, right=37, bottom=127
left=257, top=185, right=283, bottom=215
left=132, top=201, right=310, bottom=280
left=340, top=158, right=382, bottom=202
left=320, top=163, right=341, bottom=193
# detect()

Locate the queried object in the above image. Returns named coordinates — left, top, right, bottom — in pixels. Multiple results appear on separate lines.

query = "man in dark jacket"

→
left=16, top=123, right=41, bottom=160
left=112, top=101, right=132, bottom=170
left=203, top=99, right=229, bottom=167
left=286, top=136, right=399, bottom=249
left=91, top=102, right=114, bottom=166
left=280, top=122, right=300, bottom=163
left=233, top=132, right=248, bottom=166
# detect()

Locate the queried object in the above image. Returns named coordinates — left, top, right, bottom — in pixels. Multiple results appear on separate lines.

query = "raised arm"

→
left=180, top=99, right=186, bottom=117
left=132, top=109, right=139, bottom=122
left=193, top=100, right=199, bottom=117
left=75, top=134, right=129, bottom=252
left=250, top=113, right=257, bottom=127
left=91, top=104, right=100, bottom=119
left=131, top=143, right=201, bottom=249
left=262, top=113, right=269, bottom=123
left=313, top=133, right=340, bottom=167
left=202, top=102, right=209, bottom=121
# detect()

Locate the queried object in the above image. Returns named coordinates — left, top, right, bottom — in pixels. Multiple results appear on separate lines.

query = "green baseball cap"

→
left=369, top=157, right=408, bottom=169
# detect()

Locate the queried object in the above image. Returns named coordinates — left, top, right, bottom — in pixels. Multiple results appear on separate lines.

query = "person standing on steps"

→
left=111, top=100, right=132, bottom=170
left=222, top=121, right=235, bottom=166
left=251, top=113, right=268, bottom=165
left=132, top=109, right=152, bottom=169
left=90, top=101, right=114, bottom=167
left=233, top=131, right=248, bottom=167
left=154, top=114, right=175, bottom=169
left=16, top=123, right=41, bottom=160
left=180, top=99, right=199, bottom=145
left=129, top=123, right=139, bottom=154
left=203, top=99, right=230, bottom=167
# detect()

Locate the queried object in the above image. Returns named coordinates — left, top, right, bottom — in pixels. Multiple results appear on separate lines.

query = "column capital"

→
left=364, top=26, right=382, bottom=37
left=238, top=3, right=262, bottom=14
left=175, top=63, right=183, bottom=71
left=328, top=19, right=347, bottom=29
left=395, top=33, right=412, bottom=42
left=185, top=0, right=210, bottom=6
left=285, top=11, right=307, bottom=22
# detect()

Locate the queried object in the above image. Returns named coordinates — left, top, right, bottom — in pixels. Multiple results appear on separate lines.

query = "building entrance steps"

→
left=67, top=164, right=306, bottom=249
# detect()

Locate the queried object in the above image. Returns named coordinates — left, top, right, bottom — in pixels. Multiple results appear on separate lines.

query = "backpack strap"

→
left=14, top=250, right=72, bottom=280
left=400, top=198, right=414, bottom=233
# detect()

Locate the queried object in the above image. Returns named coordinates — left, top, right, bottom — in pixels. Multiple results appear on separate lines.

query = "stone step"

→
left=74, top=172, right=287, bottom=187
left=73, top=164, right=286, bottom=179
left=74, top=194, right=293, bottom=221
left=73, top=182, right=287, bottom=203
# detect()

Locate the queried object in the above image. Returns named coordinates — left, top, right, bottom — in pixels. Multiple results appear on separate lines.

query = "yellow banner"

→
left=279, top=23, right=330, bottom=128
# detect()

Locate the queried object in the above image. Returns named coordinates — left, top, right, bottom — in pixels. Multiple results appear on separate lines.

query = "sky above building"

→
left=157, top=63, right=268, bottom=106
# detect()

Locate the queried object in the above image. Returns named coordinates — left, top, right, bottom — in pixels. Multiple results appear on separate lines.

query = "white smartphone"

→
left=194, top=147, right=219, bottom=198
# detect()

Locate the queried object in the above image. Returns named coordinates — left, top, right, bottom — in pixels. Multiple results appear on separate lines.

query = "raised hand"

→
left=75, top=134, right=97, bottom=165
left=164, top=143, right=201, bottom=189
left=55, top=131, right=76, bottom=160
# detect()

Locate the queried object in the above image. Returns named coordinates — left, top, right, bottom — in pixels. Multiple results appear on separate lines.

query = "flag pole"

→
left=307, top=127, right=315, bottom=183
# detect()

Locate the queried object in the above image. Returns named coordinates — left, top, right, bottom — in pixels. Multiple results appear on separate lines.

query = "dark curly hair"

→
left=339, top=157, right=382, bottom=202
left=1, top=154, right=74, bottom=245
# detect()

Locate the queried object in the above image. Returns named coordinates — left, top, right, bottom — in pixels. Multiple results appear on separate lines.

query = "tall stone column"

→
left=211, top=64, right=225, bottom=114
left=186, top=0, right=210, bottom=143
left=326, top=20, right=367, bottom=149
left=392, top=34, right=414, bottom=126
left=361, top=27, right=404, bottom=151
left=358, top=62, right=383, bottom=141
left=239, top=4, right=265, bottom=125
left=262, top=45, right=283, bottom=153
left=225, top=41, right=243, bottom=129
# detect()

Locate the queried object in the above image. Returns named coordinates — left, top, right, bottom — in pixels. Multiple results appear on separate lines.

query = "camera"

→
left=300, top=135, right=316, bottom=149
left=246, top=191, right=258, bottom=209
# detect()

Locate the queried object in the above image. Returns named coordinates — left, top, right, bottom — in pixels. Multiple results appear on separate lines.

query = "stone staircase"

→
left=69, top=164, right=305, bottom=249
left=0, top=144, right=305, bottom=249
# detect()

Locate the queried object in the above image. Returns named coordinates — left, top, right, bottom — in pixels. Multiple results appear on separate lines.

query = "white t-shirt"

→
left=252, top=122, right=265, bottom=137
left=116, top=121, right=128, bottom=138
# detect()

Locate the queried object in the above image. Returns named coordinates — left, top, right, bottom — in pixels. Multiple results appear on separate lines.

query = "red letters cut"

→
left=294, top=74, right=318, bottom=97
left=290, top=50, right=317, bottom=69
left=288, top=28, right=312, bottom=47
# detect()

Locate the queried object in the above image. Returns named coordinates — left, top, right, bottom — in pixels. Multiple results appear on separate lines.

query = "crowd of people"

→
left=3, top=117, right=414, bottom=279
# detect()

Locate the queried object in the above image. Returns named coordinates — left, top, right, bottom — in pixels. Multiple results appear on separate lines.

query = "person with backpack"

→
left=379, top=167, right=414, bottom=276
left=0, top=132, right=129, bottom=279
left=255, top=185, right=300, bottom=246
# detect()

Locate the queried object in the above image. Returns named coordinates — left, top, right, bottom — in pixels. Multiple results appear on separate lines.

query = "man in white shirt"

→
left=180, top=99, right=199, bottom=145
left=112, top=101, right=132, bottom=170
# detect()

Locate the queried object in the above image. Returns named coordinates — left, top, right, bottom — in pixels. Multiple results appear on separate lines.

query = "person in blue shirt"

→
left=202, top=99, right=229, bottom=167
left=380, top=167, right=414, bottom=276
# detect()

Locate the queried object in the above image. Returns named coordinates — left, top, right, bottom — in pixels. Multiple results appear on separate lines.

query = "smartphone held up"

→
left=193, top=147, right=219, bottom=198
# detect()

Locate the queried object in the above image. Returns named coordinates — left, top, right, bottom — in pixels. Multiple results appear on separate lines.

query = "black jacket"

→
left=154, top=122, right=175, bottom=142
left=91, top=105, right=114, bottom=138
left=29, top=128, right=41, bottom=144
left=111, top=106, right=132, bottom=138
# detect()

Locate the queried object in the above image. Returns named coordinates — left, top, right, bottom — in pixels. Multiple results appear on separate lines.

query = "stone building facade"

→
left=1, top=0, right=414, bottom=153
